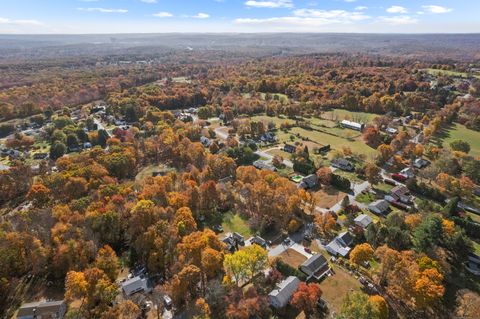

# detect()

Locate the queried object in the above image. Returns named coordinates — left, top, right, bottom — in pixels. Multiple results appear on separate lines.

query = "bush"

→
left=293, top=160, right=316, bottom=175
left=332, top=174, right=351, bottom=191
left=0, top=123, right=15, bottom=138
left=275, top=259, right=307, bottom=281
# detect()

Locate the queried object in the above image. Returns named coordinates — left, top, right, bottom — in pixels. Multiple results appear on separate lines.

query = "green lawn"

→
left=221, top=212, right=253, bottom=238
left=373, top=182, right=394, bottom=194
left=433, top=123, right=480, bottom=157
left=321, top=108, right=379, bottom=124
left=334, top=170, right=364, bottom=183
left=289, top=127, right=376, bottom=157
left=356, top=192, right=375, bottom=204
left=425, top=68, right=480, bottom=79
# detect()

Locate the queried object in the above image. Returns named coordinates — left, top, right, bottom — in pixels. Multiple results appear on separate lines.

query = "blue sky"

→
left=0, top=0, right=479, bottom=33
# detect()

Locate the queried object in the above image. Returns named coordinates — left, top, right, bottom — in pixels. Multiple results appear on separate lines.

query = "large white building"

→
left=268, top=276, right=300, bottom=309
left=340, top=120, right=365, bottom=132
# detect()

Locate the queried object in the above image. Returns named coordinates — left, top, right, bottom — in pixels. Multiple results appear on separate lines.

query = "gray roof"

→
left=326, top=232, right=353, bottom=257
left=300, top=254, right=328, bottom=276
left=17, top=300, right=65, bottom=318
left=121, top=276, right=150, bottom=296
left=268, top=276, right=300, bottom=308
left=369, top=200, right=390, bottom=213
left=300, top=174, right=318, bottom=189
left=354, top=214, right=373, bottom=228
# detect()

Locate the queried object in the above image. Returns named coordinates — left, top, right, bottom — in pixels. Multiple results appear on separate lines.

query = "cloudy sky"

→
left=0, top=0, right=478, bottom=34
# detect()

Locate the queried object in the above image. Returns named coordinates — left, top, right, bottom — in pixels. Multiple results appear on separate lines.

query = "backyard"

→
left=320, top=265, right=362, bottom=316
left=311, top=187, right=347, bottom=209
left=221, top=212, right=253, bottom=238
left=277, top=249, right=307, bottom=269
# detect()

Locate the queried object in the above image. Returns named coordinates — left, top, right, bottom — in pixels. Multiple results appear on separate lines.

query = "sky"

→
left=0, top=0, right=479, bottom=34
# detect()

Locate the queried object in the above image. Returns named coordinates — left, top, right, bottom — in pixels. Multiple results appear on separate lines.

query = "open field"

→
left=424, top=68, right=480, bottom=79
left=311, top=186, right=346, bottom=209
left=277, top=249, right=307, bottom=268
left=242, top=93, right=289, bottom=102
left=321, top=109, right=379, bottom=124
left=221, top=212, right=253, bottom=238
left=433, top=123, right=480, bottom=157
left=289, top=127, right=376, bottom=157
left=321, top=265, right=362, bottom=315
left=135, top=164, right=175, bottom=181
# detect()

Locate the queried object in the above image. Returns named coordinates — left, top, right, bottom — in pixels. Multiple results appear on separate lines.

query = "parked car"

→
left=392, top=173, right=407, bottom=182
left=212, top=225, right=224, bottom=233
left=163, top=295, right=173, bottom=308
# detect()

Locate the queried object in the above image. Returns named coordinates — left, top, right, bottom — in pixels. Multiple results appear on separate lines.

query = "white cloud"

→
left=153, top=11, right=173, bottom=18
left=77, top=8, right=128, bottom=13
left=235, top=9, right=370, bottom=28
left=245, top=0, right=294, bottom=9
left=422, top=5, right=452, bottom=14
left=386, top=6, right=408, bottom=14
left=355, top=6, right=368, bottom=11
left=141, top=0, right=158, bottom=3
left=377, top=15, right=418, bottom=25
left=192, top=13, right=210, bottom=19
left=0, top=17, right=44, bottom=26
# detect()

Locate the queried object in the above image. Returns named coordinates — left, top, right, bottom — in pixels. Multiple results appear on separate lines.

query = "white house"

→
left=121, top=276, right=152, bottom=296
left=268, top=276, right=300, bottom=309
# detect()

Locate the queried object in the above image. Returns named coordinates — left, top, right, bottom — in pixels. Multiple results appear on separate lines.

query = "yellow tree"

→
left=350, top=243, right=374, bottom=266
left=94, top=245, right=120, bottom=282
left=368, top=295, right=389, bottom=319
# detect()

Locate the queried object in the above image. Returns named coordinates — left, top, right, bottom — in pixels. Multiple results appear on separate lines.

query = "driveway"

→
left=255, top=147, right=293, bottom=168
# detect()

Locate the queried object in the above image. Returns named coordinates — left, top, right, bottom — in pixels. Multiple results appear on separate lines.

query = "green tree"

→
left=50, top=141, right=67, bottom=159
left=450, top=140, right=470, bottom=153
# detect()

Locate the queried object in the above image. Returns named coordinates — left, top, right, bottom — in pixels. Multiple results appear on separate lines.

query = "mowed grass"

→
left=425, top=68, right=480, bottom=79
left=322, top=108, right=379, bottom=124
left=221, top=212, right=253, bottom=238
left=289, top=127, right=376, bottom=157
left=434, top=123, right=480, bottom=158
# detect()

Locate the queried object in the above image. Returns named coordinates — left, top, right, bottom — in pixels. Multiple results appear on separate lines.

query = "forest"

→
left=1, top=35, right=480, bottom=319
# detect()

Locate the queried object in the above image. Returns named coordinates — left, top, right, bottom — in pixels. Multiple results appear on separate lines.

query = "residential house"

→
left=17, top=300, right=66, bottom=319
left=399, top=167, right=415, bottom=179
left=298, top=174, right=319, bottom=190
left=121, top=276, right=152, bottom=296
left=387, top=185, right=413, bottom=204
left=284, top=143, right=297, bottom=154
left=200, top=136, right=212, bottom=147
left=331, top=158, right=355, bottom=171
left=33, top=153, right=49, bottom=160
left=222, top=234, right=238, bottom=252
left=300, top=254, right=331, bottom=281
left=340, top=120, right=365, bottom=132
left=386, top=127, right=398, bottom=135
left=260, top=132, right=276, bottom=143
left=413, top=158, right=430, bottom=169
left=368, top=200, right=391, bottom=216
left=253, top=160, right=276, bottom=172
left=354, top=214, right=373, bottom=229
left=466, top=253, right=480, bottom=276
left=268, top=276, right=301, bottom=309
left=326, top=231, right=354, bottom=257
left=250, top=236, right=268, bottom=249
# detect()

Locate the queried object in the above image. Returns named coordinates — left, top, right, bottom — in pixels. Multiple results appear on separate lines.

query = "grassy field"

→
left=321, top=109, right=379, bottom=124
left=425, top=68, right=480, bottom=79
left=221, top=212, right=253, bottom=238
left=433, top=123, right=480, bottom=157
left=289, top=127, right=376, bottom=157
left=242, top=93, right=289, bottom=102
left=321, top=265, right=362, bottom=315
left=278, top=249, right=307, bottom=268
left=311, top=186, right=346, bottom=209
